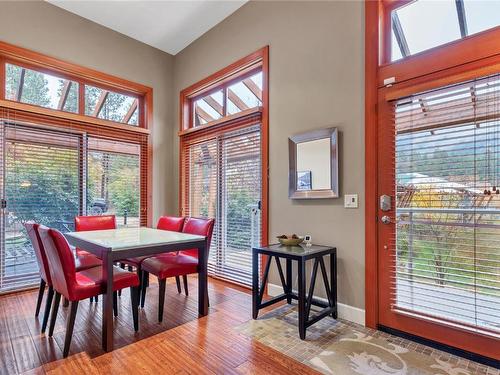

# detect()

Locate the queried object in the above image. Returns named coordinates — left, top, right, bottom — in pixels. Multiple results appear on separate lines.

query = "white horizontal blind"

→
left=182, top=124, right=261, bottom=286
left=0, top=115, right=146, bottom=293
left=0, top=122, right=81, bottom=292
left=393, top=74, right=500, bottom=335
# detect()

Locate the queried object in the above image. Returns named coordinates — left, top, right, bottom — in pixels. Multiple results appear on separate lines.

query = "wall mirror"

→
left=288, top=127, right=339, bottom=199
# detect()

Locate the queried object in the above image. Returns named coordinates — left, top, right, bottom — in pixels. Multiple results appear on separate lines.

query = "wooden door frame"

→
left=365, top=0, right=500, bottom=334
left=178, top=47, right=269, bottom=286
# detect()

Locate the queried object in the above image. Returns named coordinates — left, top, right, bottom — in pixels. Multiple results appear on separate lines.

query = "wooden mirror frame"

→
left=288, top=127, right=339, bottom=199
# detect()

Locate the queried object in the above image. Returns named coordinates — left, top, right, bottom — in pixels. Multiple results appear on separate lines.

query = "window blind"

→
left=1, top=122, right=81, bottom=292
left=181, top=123, right=262, bottom=286
left=0, top=109, right=148, bottom=293
left=393, top=74, right=500, bottom=335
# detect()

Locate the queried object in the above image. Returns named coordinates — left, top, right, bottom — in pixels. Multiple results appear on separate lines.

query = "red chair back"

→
left=38, top=226, right=77, bottom=300
left=24, top=222, right=51, bottom=286
left=157, top=216, right=185, bottom=232
left=180, top=217, right=215, bottom=258
left=75, top=215, right=116, bottom=232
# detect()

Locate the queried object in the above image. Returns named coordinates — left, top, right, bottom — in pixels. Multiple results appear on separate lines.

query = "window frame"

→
left=0, top=41, right=153, bottom=227
left=365, top=0, right=500, bottom=360
left=179, top=47, right=269, bottom=284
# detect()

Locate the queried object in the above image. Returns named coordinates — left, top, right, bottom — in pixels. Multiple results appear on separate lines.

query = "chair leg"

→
left=182, top=275, right=189, bottom=296
left=140, top=271, right=148, bottom=308
left=63, top=301, right=79, bottom=358
left=175, top=276, right=181, bottom=294
left=95, top=295, right=98, bottom=303
left=35, top=279, right=46, bottom=317
left=113, top=291, right=118, bottom=317
left=130, top=286, right=139, bottom=332
left=90, top=296, right=93, bottom=303
left=63, top=298, right=69, bottom=308
left=158, top=278, right=166, bottom=323
left=48, top=292, right=61, bottom=337
left=41, top=287, right=54, bottom=333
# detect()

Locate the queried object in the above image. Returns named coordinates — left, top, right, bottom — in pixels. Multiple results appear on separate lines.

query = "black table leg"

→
left=286, top=259, right=292, bottom=304
left=198, top=240, right=208, bottom=316
left=331, top=252, right=338, bottom=319
left=297, top=259, right=306, bottom=340
left=102, top=253, right=114, bottom=351
left=252, top=250, right=259, bottom=319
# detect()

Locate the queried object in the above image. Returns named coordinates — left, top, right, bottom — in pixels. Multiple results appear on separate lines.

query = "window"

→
left=87, top=138, right=141, bottom=228
left=393, top=74, right=500, bottom=335
left=180, top=47, right=268, bottom=286
left=391, top=0, right=500, bottom=61
left=5, top=63, right=79, bottom=113
left=191, top=70, right=263, bottom=127
left=0, top=41, right=152, bottom=292
left=4, top=63, right=141, bottom=126
left=85, top=85, right=139, bottom=125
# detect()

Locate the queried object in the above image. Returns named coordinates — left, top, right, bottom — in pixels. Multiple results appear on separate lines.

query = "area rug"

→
left=235, top=305, right=498, bottom=375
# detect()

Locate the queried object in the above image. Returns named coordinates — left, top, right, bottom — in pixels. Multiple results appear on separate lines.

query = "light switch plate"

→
left=344, top=194, right=358, bottom=208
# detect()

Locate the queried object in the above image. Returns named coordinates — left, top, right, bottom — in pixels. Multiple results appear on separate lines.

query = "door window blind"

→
left=87, top=138, right=141, bottom=228
left=0, top=109, right=148, bottom=293
left=1, top=123, right=81, bottom=291
left=393, top=74, right=500, bottom=335
left=182, top=124, right=262, bottom=286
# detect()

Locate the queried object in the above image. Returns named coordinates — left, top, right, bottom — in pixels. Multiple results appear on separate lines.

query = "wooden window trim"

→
left=0, top=41, right=153, bottom=133
left=0, top=41, right=153, bottom=227
left=365, top=0, right=500, bottom=359
left=179, top=45, right=269, bottom=252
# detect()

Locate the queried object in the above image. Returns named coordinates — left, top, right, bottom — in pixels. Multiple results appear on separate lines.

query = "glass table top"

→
left=254, top=243, right=335, bottom=256
left=64, top=227, right=205, bottom=251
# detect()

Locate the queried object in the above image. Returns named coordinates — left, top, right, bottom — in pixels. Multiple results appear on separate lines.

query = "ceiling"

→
left=48, top=1, right=247, bottom=55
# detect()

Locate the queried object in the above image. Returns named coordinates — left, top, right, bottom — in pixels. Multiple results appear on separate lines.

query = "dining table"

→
left=64, top=226, right=209, bottom=352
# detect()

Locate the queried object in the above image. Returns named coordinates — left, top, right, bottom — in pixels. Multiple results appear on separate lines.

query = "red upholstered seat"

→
left=75, top=253, right=102, bottom=271
left=121, top=216, right=186, bottom=267
left=25, top=222, right=52, bottom=286
left=141, top=254, right=198, bottom=279
left=37, top=225, right=140, bottom=357
left=74, top=215, right=116, bottom=232
left=141, top=217, right=214, bottom=277
left=38, top=226, right=139, bottom=302
left=140, top=217, right=214, bottom=322
left=74, top=215, right=116, bottom=258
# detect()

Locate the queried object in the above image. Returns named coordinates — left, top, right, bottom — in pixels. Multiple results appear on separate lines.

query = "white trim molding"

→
left=267, top=283, right=366, bottom=326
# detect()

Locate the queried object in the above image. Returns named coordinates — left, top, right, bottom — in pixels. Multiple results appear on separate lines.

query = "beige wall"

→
left=0, top=1, right=175, bottom=222
left=173, top=1, right=365, bottom=309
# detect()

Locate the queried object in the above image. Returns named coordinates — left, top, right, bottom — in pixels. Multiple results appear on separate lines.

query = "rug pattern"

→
left=235, top=305, right=499, bottom=375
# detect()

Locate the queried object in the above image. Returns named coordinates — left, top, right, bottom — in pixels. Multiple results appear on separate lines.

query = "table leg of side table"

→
left=286, top=259, right=292, bottom=304
left=252, top=250, right=259, bottom=319
left=297, top=259, right=306, bottom=339
left=331, top=252, right=338, bottom=319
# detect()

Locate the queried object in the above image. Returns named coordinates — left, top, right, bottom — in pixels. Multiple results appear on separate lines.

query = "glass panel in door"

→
left=0, top=124, right=81, bottom=292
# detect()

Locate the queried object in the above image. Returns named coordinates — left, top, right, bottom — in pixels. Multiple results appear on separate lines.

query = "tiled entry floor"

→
left=236, top=305, right=499, bottom=375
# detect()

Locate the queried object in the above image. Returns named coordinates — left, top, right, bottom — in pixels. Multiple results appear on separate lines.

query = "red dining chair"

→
left=121, top=216, right=186, bottom=307
left=141, top=217, right=214, bottom=322
left=38, top=226, right=140, bottom=358
left=74, top=215, right=116, bottom=301
left=24, top=222, right=101, bottom=333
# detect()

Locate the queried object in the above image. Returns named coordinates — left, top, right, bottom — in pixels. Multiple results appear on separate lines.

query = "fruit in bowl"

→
left=277, top=234, right=304, bottom=246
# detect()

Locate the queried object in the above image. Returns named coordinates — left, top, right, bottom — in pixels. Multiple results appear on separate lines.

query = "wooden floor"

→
left=0, top=276, right=319, bottom=375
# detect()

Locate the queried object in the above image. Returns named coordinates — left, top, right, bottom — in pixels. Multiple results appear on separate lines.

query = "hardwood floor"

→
left=0, top=276, right=319, bottom=375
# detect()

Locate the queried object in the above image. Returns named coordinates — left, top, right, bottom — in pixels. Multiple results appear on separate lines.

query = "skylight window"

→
left=391, top=0, right=500, bottom=61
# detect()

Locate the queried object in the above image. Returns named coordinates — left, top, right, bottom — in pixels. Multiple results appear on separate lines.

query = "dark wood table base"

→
left=252, top=244, right=337, bottom=340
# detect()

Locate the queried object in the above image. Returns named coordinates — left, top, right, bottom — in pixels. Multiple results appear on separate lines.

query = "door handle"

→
left=381, top=215, right=391, bottom=224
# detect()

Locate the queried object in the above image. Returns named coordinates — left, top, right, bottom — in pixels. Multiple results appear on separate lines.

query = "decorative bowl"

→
left=277, top=235, right=304, bottom=246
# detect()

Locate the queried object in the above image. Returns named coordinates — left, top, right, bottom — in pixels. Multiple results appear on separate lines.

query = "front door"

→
left=377, top=71, right=500, bottom=359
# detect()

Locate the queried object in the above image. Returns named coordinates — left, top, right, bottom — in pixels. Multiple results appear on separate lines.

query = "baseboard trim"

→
left=267, top=283, right=365, bottom=326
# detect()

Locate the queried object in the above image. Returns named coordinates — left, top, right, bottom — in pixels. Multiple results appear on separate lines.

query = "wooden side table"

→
left=252, top=243, right=337, bottom=339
